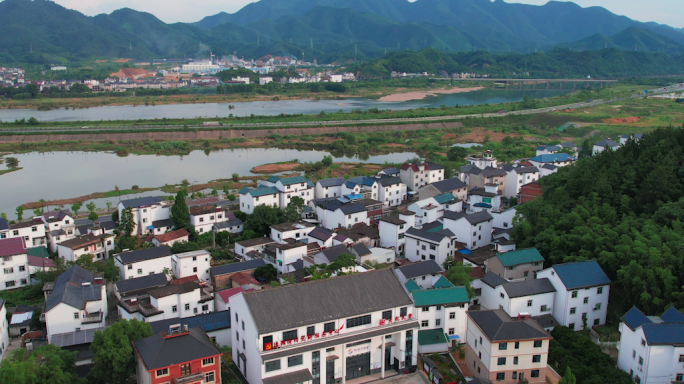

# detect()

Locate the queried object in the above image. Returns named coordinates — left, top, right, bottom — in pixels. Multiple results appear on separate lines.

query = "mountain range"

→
left=0, top=0, right=683, bottom=65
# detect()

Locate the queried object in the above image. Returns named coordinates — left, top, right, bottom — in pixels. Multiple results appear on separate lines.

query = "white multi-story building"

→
left=114, top=246, right=173, bottom=280
left=117, top=196, right=170, bottom=236
left=276, top=176, right=315, bottom=207
left=41, top=210, right=76, bottom=252
left=408, top=198, right=443, bottom=226
left=314, top=202, right=368, bottom=230
left=56, top=233, right=115, bottom=263
left=344, top=177, right=379, bottom=200
left=400, top=162, right=445, bottom=191
left=466, top=309, right=551, bottom=384
left=2, top=218, right=47, bottom=248
left=617, top=306, right=684, bottom=384
left=172, top=250, right=212, bottom=283
left=270, top=222, right=316, bottom=244
left=230, top=269, right=419, bottom=384
left=377, top=177, right=407, bottom=207
left=592, top=139, right=620, bottom=155
left=404, top=227, right=457, bottom=266
left=378, top=212, right=415, bottom=256
left=479, top=272, right=556, bottom=318
left=466, top=151, right=498, bottom=169
left=260, top=77, right=273, bottom=85
left=44, top=266, right=107, bottom=341
left=536, top=260, right=611, bottom=331
left=0, top=238, right=31, bottom=290
left=240, top=186, right=280, bottom=214
left=189, top=205, right=241, bottom=234
left=315, top=177, right=346, bottom=199
left=503, top=166, right=540, bottom=199
left=394, top=260, right=445, bottom=289
left=535, top=145, right=559, bottom=156
left=467, top=184, right=502, bottom=214
left=443, top=211, right=493, bottom=250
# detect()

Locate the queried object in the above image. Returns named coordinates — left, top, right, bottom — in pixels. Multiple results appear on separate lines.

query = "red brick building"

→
left=519, top=181, right=542, bottom=203
left=133, top=327, right=221, bottom=384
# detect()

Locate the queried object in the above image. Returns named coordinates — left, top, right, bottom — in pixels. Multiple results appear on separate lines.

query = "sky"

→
left=49, top=0, right=684, bottom=28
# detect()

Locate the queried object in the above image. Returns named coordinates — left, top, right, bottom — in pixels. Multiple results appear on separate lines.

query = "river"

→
left=0, top=148, right=421, bottom=217
left=0, top=89, right=572, bottom=122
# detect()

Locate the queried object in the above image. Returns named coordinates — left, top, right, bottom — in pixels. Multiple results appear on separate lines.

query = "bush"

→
left=324, top=83, right=347, bottom=93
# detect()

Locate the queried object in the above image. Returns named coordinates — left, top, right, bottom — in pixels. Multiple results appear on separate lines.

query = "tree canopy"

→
left=88, top=319, right=153, bottom=384
left=171, top=190, right=189, bottom=228
left=0, top=345, right=80, bottom=384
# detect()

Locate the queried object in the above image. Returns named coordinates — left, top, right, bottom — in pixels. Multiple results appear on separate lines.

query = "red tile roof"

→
left=153, top=229, right=190, bottom=244
left=0, top=238, right=26, bottom=257
left=470, top=266, right=486, bottom=279
left=216, top=286, right=252, bottom=303
left=231, top=272, right=260, bottom=286
left=27, top=255, right=54, bottom=268
left=170, top=275, right=199, bottom=285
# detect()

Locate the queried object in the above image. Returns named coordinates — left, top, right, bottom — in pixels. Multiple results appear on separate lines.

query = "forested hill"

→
left=557, top=27, right=684, bottom=54
left=511, top=127, right=684, bottom=317
left=348, top=48, right=684, bottom=78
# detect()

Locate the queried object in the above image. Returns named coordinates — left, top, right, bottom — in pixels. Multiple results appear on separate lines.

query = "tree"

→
left=442, top=255, right=457, bottom=270
left=0, top=213, right=6, bottom=219
left=444, top=263, right=476, bottom=297
left=119, top=207, right=134, bottom=236
left=283, top=196, right=306, bottom=222
left=0, top=345, right=80, bottom=384
left=447, top=146, right=468, bottom=162
left=239, top=230, right=258, bottom=241
left=114, top=185, right=121, bottom=202
left=222, top=182, right=231, bottom=198
left=15, top=206, right=23, bottom=221
left=254, top=264, right=278, bottom=282
left=4, top=157, right=19, bottom=169
left=171, top=190, right=189, bottom=228
left=105, top=201, right=112, bottom=211
left=232, top=173, right=240, bottom=181
left=227, top=193, right=236, bottom=203
left=69, top=83, right=91, bottom=93
left=86, top=202, right=97, bottom=214
left=88, top=319, right=153, bottom=384
left=558, top=367, right=576, bottom=384
left=111, top=209, right=119, bottom=223
left=71, top=202, right=82, bottom=216
left=71, top=254, right=119, bottom=282
left=245, top=205, right=283, bottom=236
left=33, top=208, right=42, bottom=217
left=322, top=155, right=333, bottom=166
left=88, top=211, right=99, bottom=221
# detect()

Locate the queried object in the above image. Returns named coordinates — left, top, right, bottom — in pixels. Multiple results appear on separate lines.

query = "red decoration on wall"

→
left=315, top=333, right=320, bottom=338
left=264, top=342, right=273, bottom=351
left=408, top=313, right=412, bottom=319
left=379, top=319, right=386, bottom=326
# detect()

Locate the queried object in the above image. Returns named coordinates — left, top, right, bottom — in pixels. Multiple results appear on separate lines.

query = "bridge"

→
left=442, top=77, right=618, bottom=89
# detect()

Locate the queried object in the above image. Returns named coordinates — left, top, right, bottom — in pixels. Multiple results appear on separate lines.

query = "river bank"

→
left=378, top=86, right=484, bottom=102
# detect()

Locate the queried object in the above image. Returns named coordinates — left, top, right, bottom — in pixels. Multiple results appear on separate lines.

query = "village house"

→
left=44, top=266, right=107, bottom=342
left=270, top=222, right=316, bottom=244
left=378, top=212, right=416, bottom=256
left=263, top=241, right=308, bottom=274
left=172, top=250, right=212, bottom=283
left=150, top=228, right=190, bottom=247
left=114, top=247, right=173, bottom=280
left=230, top=269, right=419, bottom=384
left=503, top=166, right=540, bottom=199
left=487, top=248, right=544, bottom=281
left=394, top=260, right=444, bottom=288
left=479, top=272, right=556, bottom=321
left=534, top=145, right=559, bottom=156
left=592, top=139, right=620, bottom=155
left=536, top=260, right=611, bottom=331
left=408, top=197, right=444, bottom=226
left=315, top=177, right=346, bottom=199
left=417, top=178, right=468, bottom=202
left=335, top=223, right=380, bottom=248
left=41, top=210, right=76, bottom=252
left=465, top=309, right=552, bottom=384
left=189, top=205, right=240, bottom=234
left=214, top=286, right=249, bottom=312
left=150, top=310, right=232, bottom=348
left=467, top=185, right=502, bottom=214
left=528, top=153, right=576, bottom=170
left=56, top=233, right=115, bottom=263
left=0, top=238, right=30, bottom=290
left=377, top=167, right=400, bottom=178
left=306, top=227, right=337, bottom=248
left=133, top=327, right=222, bottom=384
left=377, top=177, right=407, bottom=207
left=519, top=181, right=542, bottom=203
left=240, top=186, right=280, bottom=214
left=314, top=201, right=368, bottom=230
left=235, top=237, right=276, bottom=259
left=275, top=176, right=315, bottom=207
left=619, top=133, right=643, bottom=145
left=400, top=162, right=445, bottom=191
left=538, top=164, right=559, bottom=178
left=312, top=244, right=359, bottom=273
left=404, top=227, right=457, bottom=265
left=117, top=196, right=171, bottom=236
left=466, top=151, right=498, bottom=169
left=3, top=218, right=47, bottom=248
left=443, top=211, right=493, bottom=250
left=211, top=259, right=266, bottom=289
left=343, top=177, right=379, bottom=200
left=616, top=306, right=684, bottom=384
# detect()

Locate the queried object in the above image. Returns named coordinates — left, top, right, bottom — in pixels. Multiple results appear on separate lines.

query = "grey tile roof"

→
left=151, top=219, right=174, bottom=229
left=443, top=211, right=493, bottom=225
left=116, top=247, right=172, bottom=265
left=398, top=260, right=443, bottom=279
left=119, top=196, right=164, bottom=208
left=0, top=218, right=8, bottom=231
left=502, top=278, right=556, bottom=298
left=513, top=167, right=539, bottom=174
left=541, top=164, right=557, bottom=170
left=552, top=260, right=611, bottom=289
left=46, top=266, right=102, bottom=312
left=215, top=219, right=243, bottom=229
left=381, top=167, right=400, bottom=175
left=378, top=176, right=403, bottom=187
left=532, top=314, right=559, bottom=329
left=481, top=272, right=507, bottom=288
left=149, top=310, right=231, bottom=334
left=352, top=243, right=371, bottom=256
left=319, top=244, right=353, bottom=263
left=559, top=142, right=577, bottom=148
left=405, top=227, right=454, bottom=244
left=115, top=273, right=168, bottom=295
left=339, top=204, right=366, bottom=215
left=426, top=162, right=444, bottom=170
left=622, top=306, right=684, bottom=345
left=308, top=227, right=335, bottom=241
left=242, top=269, right=414, bottom=333
left=235, top=237, right=275, bottom=248
left=468, top=309, right=551, bottom=341
left=460, top=164, right=482, bottom=175
left=211, top=259, right=266, bottom=276
left=318, top=177, right=346, bottom=187
left=134, top=327, right=220, bottom=370
left=428, top=178, right=467, bottom=193
left=594, top=139, right=620, bottom=147
left=263, top=369, right=313, bottom=384
left=378, top=216, right=406, bottom=225
left=481, top=167, right=507, bottom=177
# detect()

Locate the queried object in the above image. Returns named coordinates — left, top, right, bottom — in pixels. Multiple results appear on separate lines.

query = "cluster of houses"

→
left=0, top=136, right=677, bottom=384
left=0, top=67, right=24, bottom=87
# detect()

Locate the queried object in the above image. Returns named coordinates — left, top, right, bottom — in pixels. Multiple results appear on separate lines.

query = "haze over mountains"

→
left=0, top=0, right=683, bottom=64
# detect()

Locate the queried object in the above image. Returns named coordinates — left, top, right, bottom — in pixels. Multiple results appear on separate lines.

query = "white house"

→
left=114, top=246, right=173, bottom=280
left=503, top=166, right=540, bottom=199
left=619, top=133, right=643, bottom=145
left=4, top=218, right=47, bottom=248
left=528, top=153, right=576, bottom=170
left=44, top=266, right=107, bottom=342
left=538, top=164, right=559, bottom=178
left=487, top=248, right=544, bottom=281
left=214, top=286, right=249, bottom=312
left=404, top=227, right=457, bottom=266
left=394, top=260, right=444, bottom=289
left=306, top=227, right=337, bottom=248
left=0, top=238, right=31, bottom=290
left=344, top=177, right=379, bottom=200
left=443, top=211, right=493, bottom=250
left=417, top=178, right=468, bottom=202
left=41, top=210, right=76, bottom=252
left=314, top=202, right=368, bottom=230
left=491, top=206, right=517, bottom=230
left=270, top=222, right=315, bottom=244
left=466, top=150, right=498, bottom=169
left=467, top=185, right=502, bottom=213
left=592, top=139, right=620, bottom=155
left=479, top=272, right=556, bottom=319
left=377, top=177, right=407, bottom=207
left=189, top=205, right=238, bottom=234
left=117, top=196, right=170, bottom=236
left=536, top=260, right=611, bottom=331
left=260, top=77, right=273, bottom=85
left=616, top=306, right=684, bottom=384
left=408, top=198, right=443, bottom=226
left=0, top=300, right=7, bottom=361
left=56, top=233, right=115, bottom=263
left=312, top=244, right=359, bottom=273
left=315, top=177, right=346, bottom=199
left=150, top=228, right=190, bottom=247
left=535, top=145, right=560, bottom=156
left=172, top=250, right=212, bottom=283
left=230, top=269, right=419, bottom=384
left=276, top=176, right=315, bottom=207
left=240, top=186, right=280, bottom=214
left=400, top=162, right=445, bottom=191
left=378, top=212, right=416, bottom=256
left=234, top=237, right=276, bottom=259
left=267, top=242, right=308, bottom=274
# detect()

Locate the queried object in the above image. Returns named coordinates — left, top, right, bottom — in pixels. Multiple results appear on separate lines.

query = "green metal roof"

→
left=434, top=193, right=457, bottom=204
left=267, top=176, right=282, bottom=183
left=412, top=286, right=469, bottom=307
left=248, top=186, right=280, bottom=197
left=418, top=329, right=448, bottom=346
left=279, top=176, right=310, bottom=186
left=405, top=279, right=421, bottom=293
left=27, top=247, right=50, bottom=258
left=497, top=248, right=544, bottom=267
left=433, top=276, right=455, bottom=289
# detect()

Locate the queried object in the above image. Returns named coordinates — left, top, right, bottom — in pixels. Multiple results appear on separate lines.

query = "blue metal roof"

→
left=552, top=260, right=611, bottom=289
left=280, top=176, right=310, bottom=186
left=266, top=176, right=281, bottom=183
left=473, top=203, right=492, bottom=208
left=434, top=193, right=456, bottom=204
left=529, top=153, right=575, bottom=163
left=622, top=306, right=651, bottom=330
left=642, top=323, right=684, bottom=345
left=149, top=310, right=231, bottom=334
left=660, top=306, right=684, bottom=323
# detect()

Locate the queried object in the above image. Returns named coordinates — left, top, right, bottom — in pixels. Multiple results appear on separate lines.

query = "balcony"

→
left=82, top=311, right=103, bottom=324
left=172, top=369, right=205, bottom=384
left=119, top=298, right=164, bottom=317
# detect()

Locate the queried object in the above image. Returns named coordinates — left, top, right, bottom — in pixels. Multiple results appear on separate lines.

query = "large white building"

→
left=0, top=218, right=47, bottom=248
left=466, top=151, right=498, bottom=169
left=230, top=269, right=419, bottom=384
left=378, top=212, right=415, bottom=256
left=117, top=196, right=170, bottom=236
left=404, top=227, right=458, bottom=266
left=400, top=162, right=445, bottom=191
left=617, top=306, right=684, bottom=384
left=41, top=210, right=76, bottom=252
left=377, top=177, right=407, bottom=207
left=115, top=247, right=173, bottom=280
left=315, top=177, right=346, bottom=199
left=479, top=272, right=556, bottom=319
left=189, top=205, right=242, bottom=234
left=443, top=211, right=493, bottom=250
left=44, top=266, right=107, bottom=341
left=536, top=260, right=611, bottom=331
left=56, top=233, right=115, bottom=263
left=0, top=238, right=31, bottom=290
left=503, top=166, right=540, bottom=199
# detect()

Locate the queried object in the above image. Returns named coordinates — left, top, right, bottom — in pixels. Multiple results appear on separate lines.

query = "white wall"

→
left=172, top=251, right=212, bottom=282
left=379, top=183, right=407, bottom=207
left=0, top=304, right=7, bottom=361
left=405, top=236, right=453, bottom=266
left=117, top=256, right=173, bottom=280
left=0, top=253, right=30, bottom=291
left=315, top=183, right=343, bottom=199
left=240, top=192, right=279, bottom=215
left=480, top=284, right=555, bottom=318
left=617, top=323, right=684, bottom=384
left=45, top=285, right=107, bottom=340
left=491, top=208, right=516, bottom=229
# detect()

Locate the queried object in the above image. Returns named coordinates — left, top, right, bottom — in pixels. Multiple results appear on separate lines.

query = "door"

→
left=385, top=347, right=392, bottom=371
left=346, top=353, right=370, bottom=381
left=393, top=358, right=399, bottom=372
left=326, top=360, right=335, bottom=384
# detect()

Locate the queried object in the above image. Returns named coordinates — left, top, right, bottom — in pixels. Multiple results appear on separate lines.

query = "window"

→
left=322, top=322, right=335, bottom=333
left=382, top=310, right=392, bottom=320
left=677, top=374, right=684, bottom=382
left=527, top=300, right=533, bottom=307
left=569, top=323, right=575, bottom=330
left=435, top=319, right=441, bottom=326
left=3, top=268, right=12, bottom=274
left=635, top=376, right=641, bottom=384
left=265, top=359, right=281, bottom=372
left=347, top=315, right=371, bottom=328
left=172, top=305, right=177, bottom=313
left=499, top=343, right=508, bottom=350
left=632, top=350, right=636, bottom=359
left=531, top=370, right=540, bottom=378
left=500, top=293, right=505, bottom=299
left=421, top=320, right=429, bottom=327
left=202, top=357, right=215, bottom=366
left=185, top=303, right=190, bottom=311
left=570, top=307, right=576, bottom=315
left=449, top=312, right=455, bottom=319
left=179, top=363, right=190, bottom=376
left=205, top=372, right=215, bottom=383
left=513, top=356, right=518, bottom=365
left=540, top=305, right=548, bottom=312
left=514, top=342, right=519, bottom=349
left=641, top=338, right=646, bottom=346
left=137, top=269, right=142, bottom=275
left=20, top=279, right=26, bottom=285
left=571, top=291, right=578, bottom=298
left=595, top=303, right=602, bottom=310
left=583, top=297, right=589, bottom=304
left=597, top=287, right=603, bottom=294
left=12, top=231, right=18, bottom=236
left=156, top=368, right=169, bottom=377
left=448, top=328, right=454, bottom=335
left=534, top=340, right=542, bottom=348
left=283, top=330, right=298, bottom=341
left=128, top=265, right=132, bottom=270
left=512, top=372, right=518, bottom=380
left=436, top=305, right=442, bottom=310
left=288, top=355, right=303, bottom=367
left=236, top=331, right=239, bottom=341
left=496, top=373, right=505, bottom=381
left=594, top=318, right=600, bottom=326
left=73, top=312, right=79, bottom=319
left=638, top=357, right=643, bottom=366
left=400, top=307, right=407, bottom=317
left=479, top=337, right=482, bottom=344
left=5, top=281, right=14, bottom=288
left=532, top=355, right=541, bottom=363
left=679, top=355, right=684, bottom=363
left=422, top=307, right=429, bottom=312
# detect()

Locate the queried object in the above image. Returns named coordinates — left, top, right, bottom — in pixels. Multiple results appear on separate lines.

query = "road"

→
left=1, top=83, right=681, bottom=135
